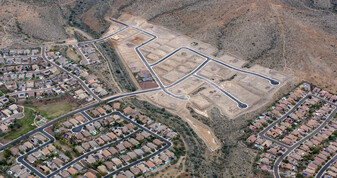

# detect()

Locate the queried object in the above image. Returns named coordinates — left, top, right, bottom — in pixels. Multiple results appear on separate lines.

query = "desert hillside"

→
left=1, top=0, right=336, bottom=92
left=105, top=0, right=337, bottom=92
left=0, top=1, right=336, bottom=176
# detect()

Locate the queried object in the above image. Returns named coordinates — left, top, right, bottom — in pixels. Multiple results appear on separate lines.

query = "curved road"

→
left=273, top=108, right=337, bottom=178
left=1, top=16, right=285, bottom=152
left=193, top=74, right=248, bottom=109
left=17, top=111, right=171, bottom=178
left=106, top=18, right=280, bottom=98
left=150, top=46, right=280, bottom=86
left=41, top=47, right=101, bottom=102
left=132, top=27, right=189, bottom=100
left=0, top=88, right=161, bottom=152
left=258, top=95, right=310, bottom=149
left=3, top=16, right=287, bottom=177
left=316, top=154, right=337, bottom=178
left=107, top=17, right=280, bottom=86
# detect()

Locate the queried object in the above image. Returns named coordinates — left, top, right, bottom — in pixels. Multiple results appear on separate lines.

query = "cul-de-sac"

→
left=0, top=1, right=336, bottom=178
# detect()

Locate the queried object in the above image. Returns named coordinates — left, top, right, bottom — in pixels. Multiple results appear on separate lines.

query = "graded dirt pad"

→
left=168, top=77, right=205, bottom=96
left=216, top=53, right=248, bottom=69
left=109, top=31, right=152, bottom=73
left=152, top=49, right=206, bottom=86
left=3, top=0, right=337, bottom=93
left=101, top=17, right=126, bottom=38
left=111, top=28, right=138, bottom=42
left=104, top=14, right=290, bottom=151
left=197, top=61, right=238, bottom=81
left=139, top=81, right=159, bottom=90
left=137, top=91, right=221, bottom=151
left=197, top=83, right=242, bottom=117
left=189, top=95, right=211, bottom=113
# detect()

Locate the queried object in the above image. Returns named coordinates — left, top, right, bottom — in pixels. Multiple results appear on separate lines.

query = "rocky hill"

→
left=1, top=0, right=336, bottom=92
left=0, top=0, right=336, bottom=176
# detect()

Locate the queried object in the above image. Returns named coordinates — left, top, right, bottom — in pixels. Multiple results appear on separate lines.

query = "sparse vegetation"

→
left=3, top=108, right=36, bottom=140
left=97, top=42, right=137, bottom=92
left=25, top=102, right=73, bottom=120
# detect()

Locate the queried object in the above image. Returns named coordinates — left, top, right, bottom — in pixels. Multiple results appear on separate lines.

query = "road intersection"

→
left=68, top=17, right=282, bottom=107
left=193, top=74, right=248, bottom=109
left=16, top=111, right=172, bottom=178
left=105, top=18, right=280, bottom=105
left=255, top=93, right=337, bottom=178
left=0, top=87, right=162, bottom=152
left=258, top=95, right=311, bottom=149
left=273, top=107, right=337, bottom=178
left=41, top=47, right=101, bottom=102
left=2, top=17, right=285, bottom=178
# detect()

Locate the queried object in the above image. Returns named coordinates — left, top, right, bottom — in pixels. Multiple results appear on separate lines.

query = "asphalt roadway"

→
left=316, top=153, right=337, bottom=178
left=150, top=46, right=280, bottom=86
left=0, top=88, right=161, bottom=152
left=80, top=111, right=93, bottom=121
left=41, top=47, right=101, bottom=102
left=256, top=94, right=337, bottom=178
left=16, top=130, right=55, bottom=178
left=106, top=18, right=280, bottom=99
left=79, top=17, right=282, bottom=105
left=193, top=74, right=248, bottom=109
left=78, top=26, right=129, bottom=45
left=312, top=94, right=337, bottom=178
left=165, top=58, right=210, bottom=89
left=132, top=27, right=189, bottom=100
left=5, top=17, right=286, bottom=177
left=103, top=112, right=172, bottom=177
left=258, top=95, right=310, bottom=149
left=71, top=112, right=116, bottom=133
left=273, top=108, right=337, bottom=178
left=18, top=111, right=171, bottom=178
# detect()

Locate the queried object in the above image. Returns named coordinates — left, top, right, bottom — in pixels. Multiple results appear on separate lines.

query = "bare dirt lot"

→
left=108, top=14, right=290, bottom=116
left=153, top=49, right=206, bottom=86
left=105, top=14, right=291, bottom=152
left=4, top=0, right=335, bottom=177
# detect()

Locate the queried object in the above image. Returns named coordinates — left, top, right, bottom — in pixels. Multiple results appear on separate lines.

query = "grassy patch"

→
left=66, top=47, right=81, bottom=62
left=26, top=102, right=73, bottom=120
left=4, top=108, right=36, bottom=140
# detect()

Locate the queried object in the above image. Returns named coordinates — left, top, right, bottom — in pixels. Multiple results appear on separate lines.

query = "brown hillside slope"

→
left=2, top=0, right=336, bottom=92
left=104, top=0, right=337, bottom=92
left=0, top=0, right=336, bottom=177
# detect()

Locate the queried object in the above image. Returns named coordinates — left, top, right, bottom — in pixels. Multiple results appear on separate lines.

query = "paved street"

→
left=41, top=47, right=101, bottom=102
left=105, top=18, right=280, bottom=101
left=103, top=112, right=172, bottom=177
left=273, top=108, right=337, bottom=178
left=17, top=111, right=172, bottom=178
left=74, top=44, right=90, bottom=65
left=47, top=131, right=139, bottom=178
left=1, top=17, right=289, bottom=178
left=165, top=58, right=210, bottom=88
left=132, top=27, right=189, bottom=100
left=16, top=130, right=55, bottom=178
left=254, top=93, right=337, bottom=178
left=316, top=154, right=337, bottom=178
left=71, top=112, right=116, bottom=133
left=193, top=74, right=248, bottom=109
left=0, top=88, right=161, bottom=152
left=78, top=26, right=128, bottom=45
left=149, top=46, right=280, bottom=86
left=258, top=95, right=310, bottom=148
left=80, top=111, right=93, bottom=121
